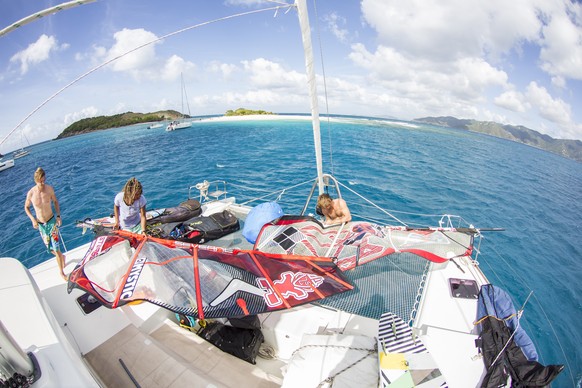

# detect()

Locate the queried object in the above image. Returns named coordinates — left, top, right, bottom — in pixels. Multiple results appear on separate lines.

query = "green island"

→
left=56, top=111, right=183, bottom=139
left=225, top=108, right=274, bottom=116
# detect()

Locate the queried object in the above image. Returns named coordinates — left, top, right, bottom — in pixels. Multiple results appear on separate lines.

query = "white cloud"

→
left=348, top=43, right=508, bottom=112
left=360, top=0, right=541, bottom=61
left=208, top=61, right=238, bottom=79
left=539, top=10, right=582, bottom=80
left=224, top=89, right=283, bottom=106
left=494, top=90, right=527, bottom=113
left=63, top=106, right=100, bottom=126
left=481, top=109, right=510, bottom=125
left=160, top=55, right=197, bottom=82
left=525, top=82, right=571, bottom=125
left=10, top=34, right=66, bottom=74
left=87, top=28, right=196, bottom=82
left=454, top=57, right=508, bottom=97
left=242, top=58, right=305, bottom=90
left=77, top=45, right=105, bottom=62
left=184, top=58, right=311, bottom=112
left=102, top=28, right=159, bottom=72
left=550, top=76, right=566, bottom=89
left=324, top=12, right=349, bottom=43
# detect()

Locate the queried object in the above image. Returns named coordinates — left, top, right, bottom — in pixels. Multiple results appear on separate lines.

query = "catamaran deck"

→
left=84, top=320, right=284, bottom=387
left=23, top=224, right=486, bottom=387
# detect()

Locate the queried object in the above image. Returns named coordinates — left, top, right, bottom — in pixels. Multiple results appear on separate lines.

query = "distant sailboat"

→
left=13, top=149, right=29, bottom=159
left=13, top=129, right=30, bottom=159
left=166, top=73, right=192, bottom=131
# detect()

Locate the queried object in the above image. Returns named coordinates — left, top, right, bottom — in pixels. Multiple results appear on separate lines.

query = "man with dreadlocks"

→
left=113, top=177, right=147, bottom=234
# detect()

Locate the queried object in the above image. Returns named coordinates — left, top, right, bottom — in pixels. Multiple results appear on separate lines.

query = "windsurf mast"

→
left=296, top=0, right=324, bottom=195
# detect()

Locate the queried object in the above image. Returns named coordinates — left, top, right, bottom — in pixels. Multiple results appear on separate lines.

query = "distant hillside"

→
left=415, top=116, right=582, bottom=162
left=56, top=110, right=186, bottom=139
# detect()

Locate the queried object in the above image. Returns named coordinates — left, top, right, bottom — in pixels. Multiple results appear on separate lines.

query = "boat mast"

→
left=181, top=73, right=185, bottom=118
left=181, top=72, right=191, bottom=118
left=296, top=0, right=324, bottom=195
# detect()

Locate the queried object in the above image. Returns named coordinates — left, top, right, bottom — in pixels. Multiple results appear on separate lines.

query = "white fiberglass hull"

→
left=0, top=159, right=14, bottom=172
left=166, top=121, right=192, bottom=131
left=1, top=197, right=489, bottom=387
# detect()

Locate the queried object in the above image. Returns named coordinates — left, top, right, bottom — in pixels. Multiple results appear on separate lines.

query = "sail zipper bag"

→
left=146, top=199, right=202, bottom=237
left=147, top=210, right=240, bottom=243
left=177, top=210, right=240, bottom=244
left=147, top=199, right=202, bottom=225
left=196, top=320, right=264, bottom=364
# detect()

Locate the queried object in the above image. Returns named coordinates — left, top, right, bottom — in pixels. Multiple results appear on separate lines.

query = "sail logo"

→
left=86, top=236, right=107, bottom=262
left=257, top=271, right=324, bottom=307
left=121, top=257, right=146, bottom=299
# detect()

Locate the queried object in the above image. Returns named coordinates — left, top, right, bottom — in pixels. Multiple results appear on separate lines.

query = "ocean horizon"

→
left=0, top=115, right=580, bottom=387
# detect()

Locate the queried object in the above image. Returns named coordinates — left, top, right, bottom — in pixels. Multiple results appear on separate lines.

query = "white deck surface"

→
left=415, top=259, right=486, bottom=387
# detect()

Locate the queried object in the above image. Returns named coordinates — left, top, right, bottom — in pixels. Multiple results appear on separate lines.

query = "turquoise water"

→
left=1, top=117, right=580, bottom=386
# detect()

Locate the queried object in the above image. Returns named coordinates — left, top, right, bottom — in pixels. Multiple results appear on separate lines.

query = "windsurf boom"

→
left=67, top=230, right=352, bottom=319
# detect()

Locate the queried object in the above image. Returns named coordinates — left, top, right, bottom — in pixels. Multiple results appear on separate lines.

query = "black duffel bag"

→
left=197, top=320, right=263, bottom=364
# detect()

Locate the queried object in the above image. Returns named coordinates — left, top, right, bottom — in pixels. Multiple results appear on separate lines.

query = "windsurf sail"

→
left=254, top=216, right=473, bottom=271
left=67, top=230, right=353, bottom=319
left=475, top=284, right=564, bottom=387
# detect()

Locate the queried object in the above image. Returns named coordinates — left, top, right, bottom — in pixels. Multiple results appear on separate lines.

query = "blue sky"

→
left=1, top=0, right=582, bottom=153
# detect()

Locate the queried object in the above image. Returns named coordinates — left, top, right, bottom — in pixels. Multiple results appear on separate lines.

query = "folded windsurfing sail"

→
left=67, top=230, right=353, bottom=319
left=475, top=284, right=564, bottom=387
left=254, top=216, right=473, bottom=270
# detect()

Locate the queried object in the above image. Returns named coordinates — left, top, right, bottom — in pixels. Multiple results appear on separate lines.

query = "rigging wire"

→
left=488, top=295, right=530, bottom=368
left=232, top=179, right=314, bottom=206
left=337, top=180, right=408, bottom=226
left=2, top=222, right=90, bottom=268
left=0, top=3, right=295, bottom=147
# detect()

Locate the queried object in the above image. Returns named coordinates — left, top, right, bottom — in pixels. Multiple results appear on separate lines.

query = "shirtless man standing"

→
left=24, top=167, right=66, bottom=280
left=317, top=193, right=352, bottom=226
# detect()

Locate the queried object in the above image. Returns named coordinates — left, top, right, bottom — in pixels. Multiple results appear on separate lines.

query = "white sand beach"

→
left=197, top=114, right=313, bottom=123
left=194, top=114, right=420, bottom=129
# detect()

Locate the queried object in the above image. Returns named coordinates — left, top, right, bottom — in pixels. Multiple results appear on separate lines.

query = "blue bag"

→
left=242, top=202, right=283, bottom=243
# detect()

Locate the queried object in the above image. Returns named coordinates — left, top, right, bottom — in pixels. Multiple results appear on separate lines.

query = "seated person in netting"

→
left=317, top=193, right=352, bottom=226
